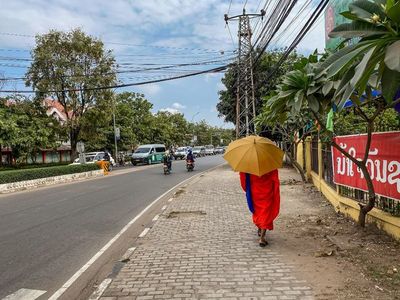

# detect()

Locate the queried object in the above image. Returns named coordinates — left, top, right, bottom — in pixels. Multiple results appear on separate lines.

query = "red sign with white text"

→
left=332, top=132, right=400, bottom=200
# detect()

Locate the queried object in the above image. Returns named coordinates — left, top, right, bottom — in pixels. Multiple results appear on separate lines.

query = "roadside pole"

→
left=113, top=96, right=118, bottom=160
left=113, top=113, right=118, bottom=159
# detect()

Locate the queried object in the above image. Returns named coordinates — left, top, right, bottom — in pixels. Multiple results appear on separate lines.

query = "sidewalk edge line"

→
left=47, top=162, right=226, bottom=300
left=138, top=228, right=150, bottom=238
left=88, top=278, right=112, bottom=300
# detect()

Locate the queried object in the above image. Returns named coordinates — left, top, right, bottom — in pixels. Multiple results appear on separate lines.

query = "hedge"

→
left=0, top=162, right=70, bottom=171
left=0, top=164, right=101, bottom=184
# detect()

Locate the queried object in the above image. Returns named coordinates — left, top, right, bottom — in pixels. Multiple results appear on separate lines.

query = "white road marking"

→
left=138, top=228, right=150, bottom=238
left=168, top=198, right=173, bottom=202
left=121, top=247, right=137, bottom=261
left=161, top=205, right=167, bottom=210
left=47, top=162, right=226, bottom=300
left=88, top=278, right=112, bottom=300
left=2, top=288, right=46, bottom=300
left=152, top=214, right=159, bottom=221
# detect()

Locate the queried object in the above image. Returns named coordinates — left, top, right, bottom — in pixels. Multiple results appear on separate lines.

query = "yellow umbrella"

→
left=223, top=135, right=284, bottom=176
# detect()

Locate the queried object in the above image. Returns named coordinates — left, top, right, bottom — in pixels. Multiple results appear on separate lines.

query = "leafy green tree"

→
left=0, top=100, right=18, bottom=166
left=262, top=0, right=400, bottom=226
left=318, top=0, right=400, bottom=225
left=324, top=0, right=400, bottom=107
left=257, top=104, right=314, bottom=182
left=217, top=50, right=302, bottom=125
left=78, top=104, right=111, bottom=152
left=25, top=29, right=117, bottom=158
left=0, top=96, right=62, bottom=164
left=116, top=92, right=155, bottom=147
left=335, top=106, right=400, bottom=135
left=150, top=111, right=190, bottom=147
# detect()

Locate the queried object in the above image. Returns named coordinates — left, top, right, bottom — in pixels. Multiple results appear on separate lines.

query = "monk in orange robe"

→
left=240, top=169, right=280, bottom=247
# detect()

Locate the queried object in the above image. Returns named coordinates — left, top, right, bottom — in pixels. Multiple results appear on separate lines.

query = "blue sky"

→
left=0, top=0, right=326, bottom=127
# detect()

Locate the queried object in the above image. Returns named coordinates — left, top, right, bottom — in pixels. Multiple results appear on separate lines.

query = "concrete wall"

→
left=297, top=139, right=400, bottom=241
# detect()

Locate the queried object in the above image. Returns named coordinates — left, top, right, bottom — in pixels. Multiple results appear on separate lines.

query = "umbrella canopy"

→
left=223, top=135, right=284, bottom=177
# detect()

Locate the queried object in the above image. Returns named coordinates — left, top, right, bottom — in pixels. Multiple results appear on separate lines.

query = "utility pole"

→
left=112, top=96, right=118, bottom=160
left=225, top=8, right=265, bottom=138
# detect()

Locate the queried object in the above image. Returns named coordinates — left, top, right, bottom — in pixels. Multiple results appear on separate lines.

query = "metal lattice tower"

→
left=225, top=9, right=265, bottom=138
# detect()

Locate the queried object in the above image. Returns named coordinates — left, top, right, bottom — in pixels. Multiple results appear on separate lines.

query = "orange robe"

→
left=240, top=170, right=280, bottom=230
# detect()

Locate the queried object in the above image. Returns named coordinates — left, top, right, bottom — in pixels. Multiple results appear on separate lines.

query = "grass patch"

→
left=0, top=164, right=100, bottom=184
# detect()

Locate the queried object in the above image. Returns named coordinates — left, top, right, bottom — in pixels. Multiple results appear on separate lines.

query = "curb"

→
left=88, top=163, right=226, bottom=300
left=0, top=169, right=104, bottom=194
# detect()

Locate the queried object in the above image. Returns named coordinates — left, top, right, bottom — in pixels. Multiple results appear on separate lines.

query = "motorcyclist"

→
left=163, top=150, right=173, bottom=171
left=186, top=149, right=195, bottom=163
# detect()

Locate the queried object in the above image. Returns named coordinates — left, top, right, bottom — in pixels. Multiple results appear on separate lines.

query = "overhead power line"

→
left=0, top=56, right=236, bottom=81
left=253, top=0, right=299, bottom=65
left=0, top=31, right=232, bottom=54
left=0, top=65, right=230, bottom=94
left=263, top=0, right=330, bottom=82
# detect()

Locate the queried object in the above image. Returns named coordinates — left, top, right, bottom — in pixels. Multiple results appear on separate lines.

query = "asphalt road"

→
left=0, top=155, right=225, bottom=299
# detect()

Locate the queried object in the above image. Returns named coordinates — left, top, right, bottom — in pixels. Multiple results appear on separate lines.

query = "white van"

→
left=131, top=144, right=166, bottom=165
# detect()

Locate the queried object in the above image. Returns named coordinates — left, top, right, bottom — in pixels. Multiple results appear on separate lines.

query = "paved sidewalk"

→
left=98, top=165, right=313, bottom=300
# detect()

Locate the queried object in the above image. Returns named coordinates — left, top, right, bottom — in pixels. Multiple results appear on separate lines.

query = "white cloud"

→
left=159, top=107, right=180, bottom=114
left=138, top=84, right=161, bottom=96
left=172, top=102, right=186, bottom=109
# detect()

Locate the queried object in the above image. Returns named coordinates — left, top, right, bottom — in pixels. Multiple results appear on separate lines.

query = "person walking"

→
left=223, top=135, right=284, bottom=248
left=239, top=170, right=280, bottom=247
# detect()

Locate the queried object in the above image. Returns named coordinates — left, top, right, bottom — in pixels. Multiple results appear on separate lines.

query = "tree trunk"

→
left=0, top=144, right=2, bottom=167
left=330, top=140, right=376, bottom=227
left=283, top=143, right=307, bottom=182
left=70, top=127, right=80, bottom=160
left=357, top=163, right=376, bottom=227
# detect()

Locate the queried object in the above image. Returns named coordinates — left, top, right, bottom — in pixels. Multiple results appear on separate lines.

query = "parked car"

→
left=173, top=147, right=187, bottom=160
left=205, top=145, right=215, bottom=155
left=71, top=151, right=116, bottom=168
left=214, top=146, right=225, bottom=154
left=192, top=146, right=206, bottom=157
left=131, top=144, right=166, bottom=165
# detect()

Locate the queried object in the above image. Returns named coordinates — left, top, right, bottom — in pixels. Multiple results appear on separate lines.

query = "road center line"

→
left=47, top=162, right=225, bottom=300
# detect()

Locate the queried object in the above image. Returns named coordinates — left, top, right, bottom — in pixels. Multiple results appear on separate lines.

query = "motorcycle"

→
left=163, top=162, right=171, bottom=175
left=186, top=160, right=194, bottom=172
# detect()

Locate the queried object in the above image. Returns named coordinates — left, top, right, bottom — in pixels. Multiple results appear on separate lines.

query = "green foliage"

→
left=321, top=0, right=400, bottom=108
left=259, top=53, right=333, bottom=129
left=0, top=162, right=70, bottom=171
left=25, top=29, right=117, bottom=157
left=114, top=92, right=154, bottom=149
left=150, top=111, right=190, bottom=147
left=217, top=50, right=302, bottom=124
left=0, top=163, right=100, bottom=184
left=335, top=107, right=400, bottom=135
left=0, top=96, right=64, bottom=163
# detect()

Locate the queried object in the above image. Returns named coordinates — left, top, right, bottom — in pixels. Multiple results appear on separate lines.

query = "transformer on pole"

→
left=225, top=9, right=265, bottom=138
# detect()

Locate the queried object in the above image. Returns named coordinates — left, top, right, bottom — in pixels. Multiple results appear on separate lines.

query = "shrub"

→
left=0, top=162, right=70, bottom=171
left=0, top=164, right=101, bottom=184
